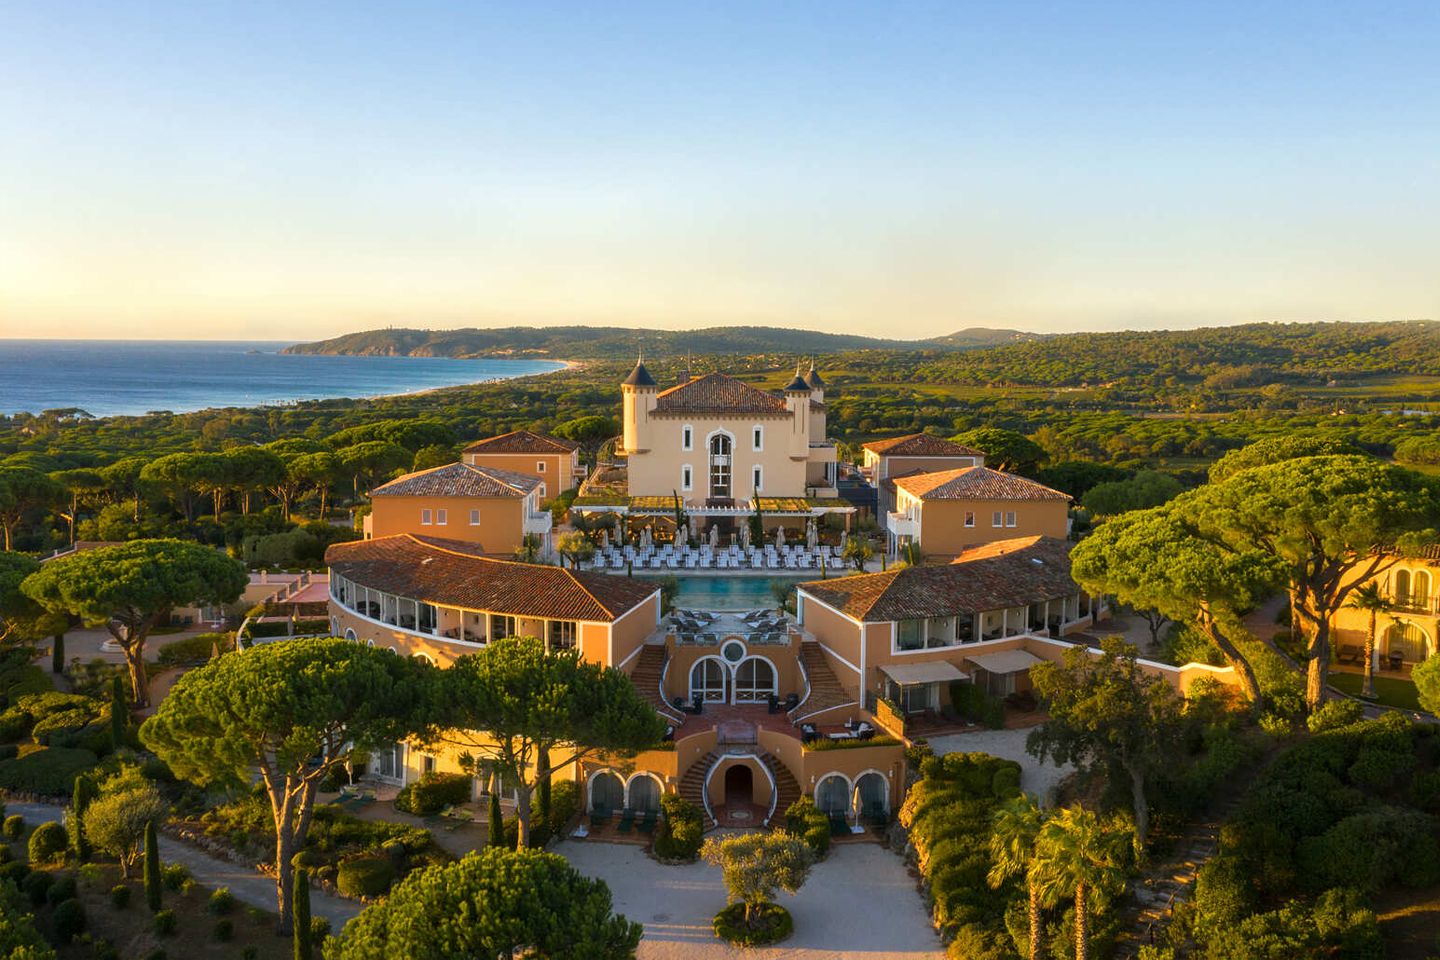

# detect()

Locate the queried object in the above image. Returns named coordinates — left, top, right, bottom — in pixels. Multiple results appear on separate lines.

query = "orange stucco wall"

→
left=900, top=496, right=1069, bottom=559
left=463, top=450, right=579, bottom=497
left=369, top=494, right=527, bottom=555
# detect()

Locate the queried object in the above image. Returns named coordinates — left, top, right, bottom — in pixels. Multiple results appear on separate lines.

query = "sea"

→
left=0, top=340, right=567, bottom=419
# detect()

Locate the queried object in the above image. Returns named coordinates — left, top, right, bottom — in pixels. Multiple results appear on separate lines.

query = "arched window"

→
left=412, top=652, right=435, bottom=665
left=815, top=774, right=850, bottom=815
left=733, top=657, right=775, bottom=703
left=856, top=771, right=889, bottom=816
left=690, top=658, right=727, bottom=702
left=1384, top=622, right=1430, bottom=662
left=1395, top=569, right=1412, bottom=604
left=709, top=433, right=732, bottom=499
left=1413, top=570, right=1432, bottom=608
left=329, top=616, right=339, bottom=636
left=589, top=771, right=624, bottom=813
left=344, top=629, right=357, bottom=642
left=628, top=775, right=661, bottom=813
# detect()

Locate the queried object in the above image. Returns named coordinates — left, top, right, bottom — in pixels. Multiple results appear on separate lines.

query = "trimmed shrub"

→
left=712, top=901, right=793, bottom=946
left=1308, top=699, right=1364, bottom=733
left=0, top=747, right=99, bottom=795
left=157, top=632, right=232, bottom=666
left=46, top=874, right=78, bottom=905
left=310, top=915, right=332, bottom=943
left=27, top=820, right=68, bottom=864
left=208, top=886, right=236, bottom=914
left=1195, top=854, right=1256, bottom=924
left=394, top=771, right=472, bottom=816
left=548, top=778, right=579, bottom=835
left=783, top=797, right=831, bottom=857
left=161, top=862, right=191, bottom=891
left=109, top=883, right=131, bottom=908
left=53, top=896, right=86, bottom=942
left=21, top=869, right=53, bottom=905
left=0, top=860, right=28, bottom=883
left=153, top=908, right=177, bottom=935
left=1, top=814, right=23, bottom=839
left=336, top=856, right=395, bottom=897
left=213, top=918, right=234, bottom=941
left=654, top=793, right=704, bottom=861
left=990, top=765, right=1021, bottom=799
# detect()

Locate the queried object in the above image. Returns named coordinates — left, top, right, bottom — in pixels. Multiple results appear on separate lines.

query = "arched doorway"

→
left=733, top=657, right=776, bottom=703
left=856, top=772, right=888, bottom=819
left=724, top=765, right=753, bottom=807
left=628, top=774, right=661, bottom=813
left=1384, top=621, right=1430, bottom=663
left=589, top=771, right=624, bottom=814
left=815, top=774, right=850, bottom=815
left=709, top=433, right=733, bottom=499
left=690, top=657, right=728, bottom=702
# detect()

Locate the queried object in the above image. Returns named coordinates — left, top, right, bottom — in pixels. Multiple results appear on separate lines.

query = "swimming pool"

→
left=638, top=574, right=806, bottom=611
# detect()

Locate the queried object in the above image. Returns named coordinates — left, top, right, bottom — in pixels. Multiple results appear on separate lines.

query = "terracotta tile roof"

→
left=652, top=372, right=788, bottom=416
left=463, top=430, right=579, bottom=455
left=798, top=536, right=1079, bottom=622
left=370, top=462, right=541, bottom=499
left=863, top=433, right=986, bottom=458
left=326, top=535, right=659, bottom=622
left=893, top=466, right=1069, bottom=502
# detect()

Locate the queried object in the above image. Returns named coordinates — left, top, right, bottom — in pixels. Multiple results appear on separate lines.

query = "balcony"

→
left=886, top=511, right=918, bottom=538
left=525, top=510, right=553, bottom=535
left=1386, top=593, right=1439, bottom=616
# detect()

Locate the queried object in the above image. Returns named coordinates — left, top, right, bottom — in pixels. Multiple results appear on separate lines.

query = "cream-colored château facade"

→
left=618, top=361, right=839, bottom=503
left=1331, top=547, right=1440, bottom=673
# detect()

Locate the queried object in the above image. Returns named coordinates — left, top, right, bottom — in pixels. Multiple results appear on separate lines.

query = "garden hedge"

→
left=27, top=820, right=68, bottom=864
left=0, top=747, right=99, bottom=795
left=394, top=772, right=471, bottom=816
left=783, top=797, right=830, bottom=857
left=157, top=633, right=232, bottom=666
left=336, top=856, right=396, bottom=897
left=654, top=794, right=703, bottom=861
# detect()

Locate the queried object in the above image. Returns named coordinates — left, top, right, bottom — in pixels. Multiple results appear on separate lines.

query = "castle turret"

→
left=621, top=356, right=657, bottom=454
left=784, top=363, right=811, bottom=458
left=805, top=361, right=826, bottom=402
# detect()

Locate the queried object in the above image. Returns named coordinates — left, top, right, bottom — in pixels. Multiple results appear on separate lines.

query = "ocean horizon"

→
left=0, top=340, right=566, bottom=419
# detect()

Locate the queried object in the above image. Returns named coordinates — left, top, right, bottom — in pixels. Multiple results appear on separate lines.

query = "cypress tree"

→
left=292, top=868, right=312, bottom=959
left=71, top=774, right=96, bottom=861
left=487, top=791, right=503, bottom=848
left=537, top=747, right=552, bottom=834
left=143, top=819, right=161, bottom=911
left=51, top=633, right=64, bottom=675
left=110, top=676, right=125, bottom=748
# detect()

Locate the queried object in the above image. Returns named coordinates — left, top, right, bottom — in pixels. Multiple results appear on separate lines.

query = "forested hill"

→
left=908, top=319, right=1440, bottom=386
left=281, top=325, right=1043, bottom=359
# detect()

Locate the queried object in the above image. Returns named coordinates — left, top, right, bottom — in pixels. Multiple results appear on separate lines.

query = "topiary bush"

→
left=110, top=883, right=131, bottom=908
left=53, top=896, right=86, bottom=943
left=712, top=901, right=793, bottom=946
left=1, top=814, right=23, bottom=839
left=21, top=869, right=53, bottom=905
left=153, top=908, right=177, bottom=935
left=27, top=820, right=68, bottom=864
left=310, top=915, right=332, bottom=943
left=207, top=886, right=236, bottom=914
left=46, top=874, right=78, bottom=905
left=0, top=747, right=99, bottom=795
left=394, top=771, right=472, bottom=816
left=654, top=794, right=704, bottom=861
left=161, top=862, right=191, bottom=891
left=783, top=797, right=830, bottom=857
left=157, top=632, right=232, bottom=666
left=335, top=856, right=395, bottom=897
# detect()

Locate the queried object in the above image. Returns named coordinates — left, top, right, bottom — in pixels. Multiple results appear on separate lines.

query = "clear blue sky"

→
left=2, top=0, right=1436, bottom=339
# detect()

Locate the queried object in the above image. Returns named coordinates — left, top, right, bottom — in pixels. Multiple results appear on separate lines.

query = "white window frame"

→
left=682, top=425, right=693, bottom=451
left=964, top=511, right=975, bottom=527
left=469, top=509, right=480, bottom=525
left=991, top=510, right=1003, bottom=528
left=752, top=425, right=763, bottom=451
left=1005, top=511, right=1016, bottom=527
left=436, top=509, right=447, bottom=525
left=538, top=482, right=547, bottom=498
left=681, top=464, right=693, bottom=491
left=421, top=509, right=432, bottom=525
left=752, top=465, right=763, bottom=494
left=536, top=460, right=546, bottom=473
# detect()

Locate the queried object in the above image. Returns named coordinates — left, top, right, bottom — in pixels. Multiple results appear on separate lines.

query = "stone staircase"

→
left=631, top=645, right=684, bottom=723
left=792, top=642, right=855, bottom=722
left=756, top=750, right=802, bottom=825
left=678, top=749, right=723, bottom=828
left=677, top=747, right=804, bottom=829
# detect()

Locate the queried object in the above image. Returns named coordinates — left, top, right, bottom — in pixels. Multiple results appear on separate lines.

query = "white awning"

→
left=879, top=661, right=968, bottom=685
left=965, top=650, right=1044, bottom=675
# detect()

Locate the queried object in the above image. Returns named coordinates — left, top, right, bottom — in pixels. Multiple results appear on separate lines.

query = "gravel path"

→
left=9, top=802, right=362, bottom=929
left=561, top=837, right=943, bottom=960
left=925, top=727, right=1073, bottom=804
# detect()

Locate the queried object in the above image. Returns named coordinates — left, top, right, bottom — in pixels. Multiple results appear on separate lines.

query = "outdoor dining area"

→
left=583, top=517, right=848, bottom=572
left=670, top=607, right=793, bottom=647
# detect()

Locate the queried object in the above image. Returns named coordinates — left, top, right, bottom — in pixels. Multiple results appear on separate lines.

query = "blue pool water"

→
left=639, top=574, right=807, bottom=611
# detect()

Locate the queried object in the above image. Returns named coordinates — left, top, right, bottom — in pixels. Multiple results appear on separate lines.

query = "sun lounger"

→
left=617, top=809, right=636, bottom=834
left=639, top=811, right=657, bottom=834
left=422, top=804, right=455, bottom=825
left=444, top=807, right=475, bottom=831
left=828, top=811, right=849, bottom=836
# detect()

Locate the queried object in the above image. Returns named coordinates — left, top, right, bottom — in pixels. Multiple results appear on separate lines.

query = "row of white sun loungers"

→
left=589, top=546, right=839, bottom=571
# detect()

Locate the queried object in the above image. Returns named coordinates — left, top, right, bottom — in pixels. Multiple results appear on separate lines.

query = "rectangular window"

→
left=964, top=511, right=975, bottom=527
left=422, top=755, right=436, bottom=775
left=537, top=461, right=546, bottom=473
left=682, top=466, right=693, bottom=491
left=469, top=509, right=480, bottom=525
left=897, top=619, right=923, bottom=651
left=682, top=426, right=693, bottom=450
left=753, top=467, right=762, bottom=492
left=490, top=614, right=515, bottom=639
left=752, top=427, right=763, bottom=450
left=548, top=620, right=577, bottom=650
left=1005, top=511, right=1016, bottom=527
left=421, top=509, right=432, bottom=525
left=991, top=511, right=1002, bottom=527
left=537, top=483, right=546, bottom=498
left=436, top=509, right=447, bottom=525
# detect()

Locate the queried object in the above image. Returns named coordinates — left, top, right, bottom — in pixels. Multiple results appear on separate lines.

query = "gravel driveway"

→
left=925, top=727, right=1073, bottom=804
left=561, top=837, right=943, bottom=960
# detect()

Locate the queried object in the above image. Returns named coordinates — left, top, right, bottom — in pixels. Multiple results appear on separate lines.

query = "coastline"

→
left=368, top=358, right=580, bottom=403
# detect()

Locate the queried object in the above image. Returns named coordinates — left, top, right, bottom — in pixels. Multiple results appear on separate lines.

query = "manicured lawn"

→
left=1328, top=671, right=1425, bottom=712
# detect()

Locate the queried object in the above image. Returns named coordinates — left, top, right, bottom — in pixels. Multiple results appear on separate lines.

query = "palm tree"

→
left=1345, top=582, right=1392, bottom=699
left=1032, top=806, right=1130, bottom=960
left=988, top=795, right=1046, bottom=960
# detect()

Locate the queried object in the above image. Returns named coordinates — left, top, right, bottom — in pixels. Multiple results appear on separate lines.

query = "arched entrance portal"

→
left=724, top=765, right=754, bottom=808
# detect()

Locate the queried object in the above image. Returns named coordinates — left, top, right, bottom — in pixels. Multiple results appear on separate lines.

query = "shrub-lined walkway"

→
left=9, top=801, right=363, bottom=929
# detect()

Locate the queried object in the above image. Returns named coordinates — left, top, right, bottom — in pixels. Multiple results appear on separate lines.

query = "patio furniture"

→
left=865, top=801, right=888, bottom=826
left=590, top=804, right=610, bottom=828
left=639, top=811, right=657, bottom=834
left=767, top=693, right=780, bottom=714
left=423, top=804, right=455, bottom=825
left=784, top=693, right=800, bottom=712
left=1337, top=644, right=1363, bottom=664
left=828, top=811, right=849, bottom=836
left=691, top=694, right=705, bottom=715
left=617, top=809, right=636, bottom=834
left=801, top=723, right=818, bottom=743
left=1387, top=651, right=1405, bottom=671
left=444, top=808, right=475, bottom=831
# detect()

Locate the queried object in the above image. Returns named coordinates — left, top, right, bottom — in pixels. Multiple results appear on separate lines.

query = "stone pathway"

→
left=9, top=802, right=362, bottom=929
